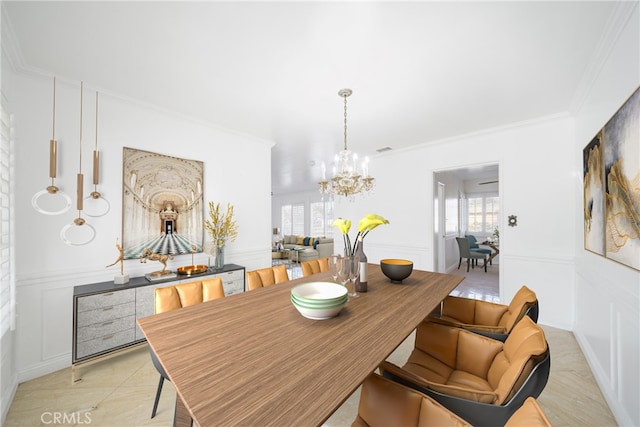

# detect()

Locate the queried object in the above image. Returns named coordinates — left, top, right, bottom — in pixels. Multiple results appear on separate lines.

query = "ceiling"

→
left=3, top=1, right=620, bottom=195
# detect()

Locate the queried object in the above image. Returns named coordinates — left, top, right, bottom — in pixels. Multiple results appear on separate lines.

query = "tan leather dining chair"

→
left=300, top=257, right=329, bottom=277
left=150, top=278, right=225, bottom=418
left=429, top=285, right=538, bottom=341
left=246, top=264, right=289, bottom=290
left=379, top=316, right=550, bottom=427
left=353, top=373, right=551, bottom=427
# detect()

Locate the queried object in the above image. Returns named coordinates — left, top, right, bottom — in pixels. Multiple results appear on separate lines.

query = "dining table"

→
left=137, top=263, right=464, bottom=427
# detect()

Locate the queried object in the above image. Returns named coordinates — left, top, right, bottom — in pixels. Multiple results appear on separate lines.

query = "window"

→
left=310, top=201, right=334, bottom=237
left=466, top=194, right=499, bottom=234
left=281, top=203, right=304, bottom=235
left=1, top=94, right=15, bottom=336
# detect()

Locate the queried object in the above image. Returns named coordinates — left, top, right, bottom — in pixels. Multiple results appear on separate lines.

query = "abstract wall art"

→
left=583, top=86, right=640, bottom=271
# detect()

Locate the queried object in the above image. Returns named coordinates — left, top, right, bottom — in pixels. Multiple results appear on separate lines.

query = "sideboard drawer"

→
left=77, top=288, right=135, bottom=312
left=218, top=269, right=245, bottom=295
left=75, top=328, right=136, bottom=360
left=76, top=314, right=136, bottom=343
left=77, top=301, right=135, bottom=327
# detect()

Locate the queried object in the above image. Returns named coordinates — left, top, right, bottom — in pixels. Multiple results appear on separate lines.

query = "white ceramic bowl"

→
left=291, top=282, right=348, bottom=320
left=291, top=298, right=346, bottom=320
left=291, top=282, right=348, bottom=303
left=291, top=294, right=348, bottom=308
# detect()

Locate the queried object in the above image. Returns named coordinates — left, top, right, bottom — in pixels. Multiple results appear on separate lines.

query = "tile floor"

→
left=4, top=263, right=617, bottom=426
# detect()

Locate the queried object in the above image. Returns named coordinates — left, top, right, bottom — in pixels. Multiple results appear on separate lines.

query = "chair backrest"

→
left=498, top=286, right=539, bottom=332
left=488, top=316, right=548, bottom=404
left=353, top=373, right=471, bottom=427
left=465, top=234, right=480, bottom=248
left=247, top=264, right=290, bottom=290
left=456, top=237, right=472, bottom=258
left=154, top=278, right=225, bottom=314
left=300, top=258, right=329, bottom=277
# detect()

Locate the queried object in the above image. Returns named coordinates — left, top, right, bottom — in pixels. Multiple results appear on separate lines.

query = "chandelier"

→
left=319, top=88, right=375, bottom=199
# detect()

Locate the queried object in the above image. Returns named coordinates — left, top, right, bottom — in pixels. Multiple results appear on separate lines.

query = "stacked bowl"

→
left=291, top=282, right=348, bottom=320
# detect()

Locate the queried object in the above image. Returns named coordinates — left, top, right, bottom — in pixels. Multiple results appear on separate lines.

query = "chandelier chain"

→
left=343, top=94, right=348, bottom=151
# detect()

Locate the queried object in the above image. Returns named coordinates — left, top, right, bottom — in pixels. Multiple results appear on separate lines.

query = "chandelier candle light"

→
left=319, top=89, right=375, bottom=199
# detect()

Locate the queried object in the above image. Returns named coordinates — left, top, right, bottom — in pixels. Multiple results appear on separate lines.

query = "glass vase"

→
left=214, top=245, right=225, bottom=270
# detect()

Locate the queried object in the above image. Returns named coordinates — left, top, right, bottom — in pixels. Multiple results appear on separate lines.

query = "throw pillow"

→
left=296, top=236, right=305, bottom=245
left=303, top=237, right=310, bottom=246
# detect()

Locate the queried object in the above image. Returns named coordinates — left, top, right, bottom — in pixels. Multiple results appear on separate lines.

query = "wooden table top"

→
left=137, top=264, right=463, bottom=426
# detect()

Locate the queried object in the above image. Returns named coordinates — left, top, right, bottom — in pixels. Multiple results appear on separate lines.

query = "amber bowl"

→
left=176, top=265, right=209, bottom=276
left=380, top=259, right=413, bottom=283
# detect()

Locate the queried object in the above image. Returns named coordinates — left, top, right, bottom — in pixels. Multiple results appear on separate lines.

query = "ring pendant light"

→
left=32, top=76, right=72, bottom=215
left=83, top=91, right=110, bottom=217
left=61, top=82, right=96, bottom=246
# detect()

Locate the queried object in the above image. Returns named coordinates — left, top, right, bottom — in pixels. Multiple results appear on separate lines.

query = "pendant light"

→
left=318, top=88, right=375, bottom=199
left=83, top=91, right=110, bottom=217
left=32, top=76, right=72, bottom=215
left=61, top=82, right=96, bottom=246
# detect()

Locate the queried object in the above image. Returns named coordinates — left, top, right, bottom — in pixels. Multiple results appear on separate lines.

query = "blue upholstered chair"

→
left=465, top=234, right=492, bottom=265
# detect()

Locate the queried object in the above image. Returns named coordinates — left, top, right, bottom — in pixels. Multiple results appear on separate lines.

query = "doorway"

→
left=433, top=163, right=500, bottom=301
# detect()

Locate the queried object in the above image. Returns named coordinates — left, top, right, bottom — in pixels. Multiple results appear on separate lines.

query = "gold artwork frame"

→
left=121, top=147, right=204, bottom=260
left=583, top=86, right=640, bottom=271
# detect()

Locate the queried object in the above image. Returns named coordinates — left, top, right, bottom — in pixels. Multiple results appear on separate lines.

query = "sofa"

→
left=281, top=235, right=334, bottom=262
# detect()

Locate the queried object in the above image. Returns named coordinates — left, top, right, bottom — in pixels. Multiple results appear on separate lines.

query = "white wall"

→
left=572, top=3, right=640, bottom=426
left=332, top=113, right=575, bottom=330
left=5, top=68, right=273, bottom=384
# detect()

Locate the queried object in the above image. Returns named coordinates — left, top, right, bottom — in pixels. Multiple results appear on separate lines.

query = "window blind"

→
left=0, top=93, right=15, bottom=336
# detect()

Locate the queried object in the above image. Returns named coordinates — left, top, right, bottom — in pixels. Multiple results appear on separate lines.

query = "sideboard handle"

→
left=102, top=335, right=114, bottom=341
left=103, top=292, right=114, bottom=296
left=103, top=307, right=113, bottom=311
left=102, top=321, right=113, bottom=326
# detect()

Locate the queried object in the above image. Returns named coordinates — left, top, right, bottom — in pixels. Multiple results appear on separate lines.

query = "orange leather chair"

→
left=150, top=278, right=225, bottom=418
left=429, top=285, right=538, bottom=341
left=246, top=264, right=289, bottom=290
left=353, top=373, right=551, bottom=427
left=353, top=373, right=471, bottom=426
left=379, top=316, right=550, bottom=427
left=300, top=257, right=329, bottom=277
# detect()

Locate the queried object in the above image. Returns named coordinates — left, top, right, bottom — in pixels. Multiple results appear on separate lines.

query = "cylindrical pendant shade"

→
left=93, top=150, right=99, bottom=185
left=49, top=139, right=57, bottom=178
left=77, top=173, right=84, bottom=211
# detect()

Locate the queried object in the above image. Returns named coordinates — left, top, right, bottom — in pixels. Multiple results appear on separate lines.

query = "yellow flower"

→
left=358, top=214, right=390, bottom=233
left=333, top=214, right=389, bottom=256
left=205, top=202, right=238, bottom=247
left=332, top=218, right=351, bottom=235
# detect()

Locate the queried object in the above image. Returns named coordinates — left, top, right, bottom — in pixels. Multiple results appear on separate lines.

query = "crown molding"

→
left=1, top=4, right=27, bottom=73
left=569, top=1, right=639, bottom=114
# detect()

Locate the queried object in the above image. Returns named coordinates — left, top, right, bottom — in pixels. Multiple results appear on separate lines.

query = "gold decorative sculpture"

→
left=140, top=248, right=174, bottom=277
left=106, top=238, right=129, bottom=284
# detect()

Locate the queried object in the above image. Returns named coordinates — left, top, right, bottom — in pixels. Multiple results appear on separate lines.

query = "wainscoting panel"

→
left=501, top=254, right=574, bottom=329
left=574, top=264, right=640, bottom=427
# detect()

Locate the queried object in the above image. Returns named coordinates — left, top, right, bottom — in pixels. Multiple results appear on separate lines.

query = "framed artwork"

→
left=121, top=147, right=204, bottom=260
left=583, top=86, right=640, bottom=271
left=583, top=132, right=605, bottom=256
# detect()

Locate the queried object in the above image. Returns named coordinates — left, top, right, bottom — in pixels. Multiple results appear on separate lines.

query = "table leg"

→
left=173, top=395, right=193, bottom=427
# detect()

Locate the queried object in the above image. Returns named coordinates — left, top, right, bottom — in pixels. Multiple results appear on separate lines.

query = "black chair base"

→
left=151, top=375, right=164, bottom=418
